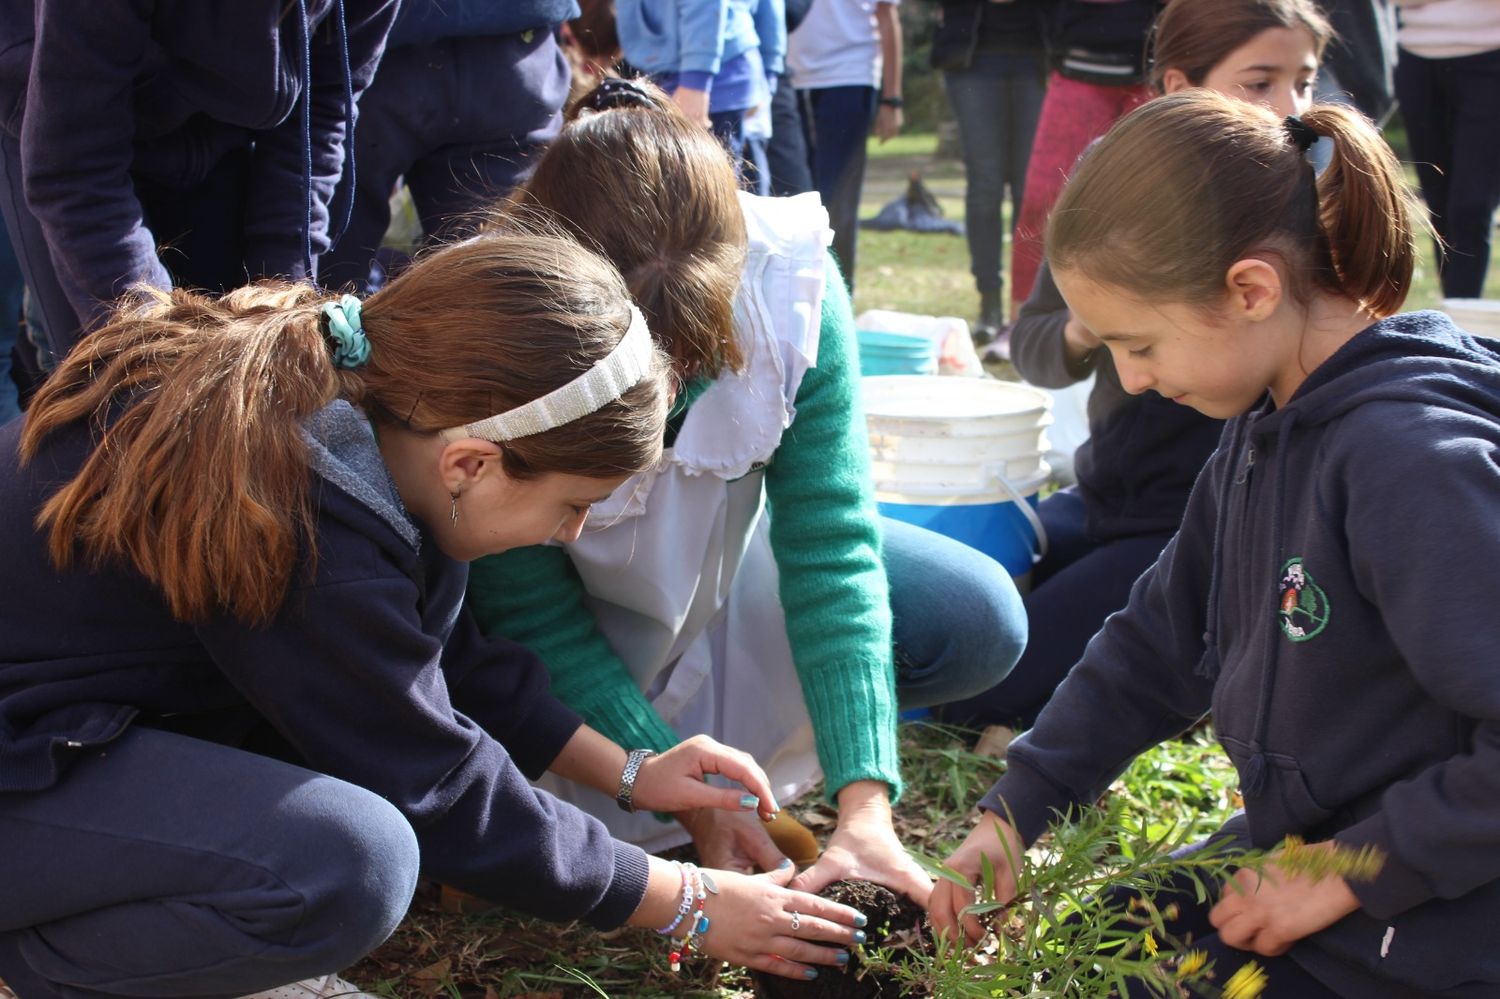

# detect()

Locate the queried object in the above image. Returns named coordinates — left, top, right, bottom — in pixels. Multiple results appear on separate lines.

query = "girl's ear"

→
left=438, top=437, right=505, bottom=495
left=1224, top=258, right=1284, bottom=322
left=1160, top=68, right=1192, bottom=95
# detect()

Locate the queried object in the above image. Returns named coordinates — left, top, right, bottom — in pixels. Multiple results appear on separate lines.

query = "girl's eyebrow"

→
left=1096, top=331, right=1142, bottom=343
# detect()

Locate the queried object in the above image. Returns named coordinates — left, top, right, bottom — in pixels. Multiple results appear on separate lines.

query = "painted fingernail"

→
left=803, top=969, right=819, bottom=981
left=836, top=951, right=851, bottom=966
left=740, top=794, right=759, bottom=810
left=853, top=930, right=867, bottom=944
left=853, top=913, right=868, bottom=928
left=778, top=857, right=793, bottom=870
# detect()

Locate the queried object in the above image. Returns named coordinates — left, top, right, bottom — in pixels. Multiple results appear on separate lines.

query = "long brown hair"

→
left=21, top=232, right=669, bottom=625
left=505, top=78, right=748, bottom=382
left=1149, top=0, right=1333, bottom=93
left=1047, top=90, right=1418, bottom=318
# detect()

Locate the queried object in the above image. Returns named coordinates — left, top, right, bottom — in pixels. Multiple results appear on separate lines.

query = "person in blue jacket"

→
left=932, top=91, right=1500, bottom=998
left=0, top=231, right=865, bottom=997
left=615, top=0, right=786, bottom=167
left=0, top=0, right=398, bottom=363
left=319, top=0, right=578, bottom=292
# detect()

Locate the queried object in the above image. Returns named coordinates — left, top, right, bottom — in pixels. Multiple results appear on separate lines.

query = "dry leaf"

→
left=408, top=957, right=451, bottom=996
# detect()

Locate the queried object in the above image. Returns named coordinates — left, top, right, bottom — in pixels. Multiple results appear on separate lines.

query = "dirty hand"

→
left=928, top=811, right=1025, bottom=945
left=698, top=862, right=870, bottom=981
left=672, top=85, right=711, bottom=128
left=630, top=734, right=780, bottom=819
left=678, top=805, right=788, bottom=874
left=790, top=781, right=933, bottom=906
left=1209, top=845, right=1361, bottom=956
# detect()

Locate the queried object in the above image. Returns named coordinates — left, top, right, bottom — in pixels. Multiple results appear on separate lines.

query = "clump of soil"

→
left=752, top=879, right=930, bottom=999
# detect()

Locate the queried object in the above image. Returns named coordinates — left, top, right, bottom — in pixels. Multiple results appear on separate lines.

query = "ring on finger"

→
left=790, top=910, right=801, bottom=932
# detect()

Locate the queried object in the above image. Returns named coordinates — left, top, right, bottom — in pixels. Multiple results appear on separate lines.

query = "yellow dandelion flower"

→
left=1176, top=950, right=1207, bottom=978
left=1143, top=932, right=1158, bottom=957
left=1223, top=961, right=1270, bottom=999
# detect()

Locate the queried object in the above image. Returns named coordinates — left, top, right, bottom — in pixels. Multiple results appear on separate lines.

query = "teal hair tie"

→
left=321, top=294, right=371, bottom=369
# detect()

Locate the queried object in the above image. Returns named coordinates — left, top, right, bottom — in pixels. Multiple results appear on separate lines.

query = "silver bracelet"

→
left=616, top=748, right=656, bottom=813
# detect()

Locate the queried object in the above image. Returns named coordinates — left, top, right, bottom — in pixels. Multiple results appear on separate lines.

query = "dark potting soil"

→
left=751, top=879, right=930, bottom=999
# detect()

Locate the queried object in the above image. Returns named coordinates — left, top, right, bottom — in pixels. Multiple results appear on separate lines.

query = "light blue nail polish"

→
left=740, top=793, right=759, bottom=810
left=778, top=857, right=792, bottom=870
left=803, top=969, right=819, bottom=981
left=853, top=930, right=867, bottom=945
left=836, top=951, right=851, bottom=966
left=854, top=913, right=868, bottom=928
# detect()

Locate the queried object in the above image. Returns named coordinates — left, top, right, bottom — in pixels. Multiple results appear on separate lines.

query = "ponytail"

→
left=1048, top=90, right=1421, bottom=318
left=22, top=284, right=343, bottom=625
left=22, top=232, right=668, bottom=626
left=1301, top=104, right=1418, bottom=318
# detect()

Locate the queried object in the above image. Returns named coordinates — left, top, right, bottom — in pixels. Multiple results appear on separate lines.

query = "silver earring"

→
left=450, top=491, right=460, bottom=527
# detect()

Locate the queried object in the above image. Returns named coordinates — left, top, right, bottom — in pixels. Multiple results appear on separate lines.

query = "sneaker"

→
left=973, top=289, right=1004, bottom=347
left=238, top=974, right=382, bottom=999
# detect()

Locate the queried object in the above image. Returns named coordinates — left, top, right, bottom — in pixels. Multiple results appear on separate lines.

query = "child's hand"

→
left=696, top=862, right=869, bottom=981
left=1209, top=844, right=1361, bottom=955
left=928, top=811, right=1025, bottom=945
left=677, top=805, right=788, bottom=874
left=630, top=734, right=780, bottom=820
left=790, top=780, right=932, bottom=906
left=672, top=85, right=711, bottom=128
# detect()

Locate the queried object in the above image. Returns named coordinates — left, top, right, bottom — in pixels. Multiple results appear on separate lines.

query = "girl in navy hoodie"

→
left=931, top=91, right=1500, bottom=998
left=0, top=231, right=864, bottom=998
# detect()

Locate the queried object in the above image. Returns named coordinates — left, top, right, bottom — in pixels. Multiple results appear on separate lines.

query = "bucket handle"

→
left=985, top=464, right=1049, bottom=564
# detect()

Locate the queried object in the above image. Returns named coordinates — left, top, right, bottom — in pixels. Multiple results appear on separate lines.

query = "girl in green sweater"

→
left=469, top=79, right=1026, bottom=908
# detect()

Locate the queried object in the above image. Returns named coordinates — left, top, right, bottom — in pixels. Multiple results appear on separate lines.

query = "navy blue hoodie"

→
left=0, top=0, right=398, bottom=327
left=0, top=401, right=650, bottom=929
left=981, top=312, right=1500, bottom=996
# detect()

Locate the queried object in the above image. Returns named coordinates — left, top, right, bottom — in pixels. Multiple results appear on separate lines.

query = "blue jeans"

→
left=883, top=516, right=1028, bottom=711
left=801, top=85, right=878, bottom=288
left=936, top=488, right=1172, bottom=728
left=0, top=728, right=420, bottom=998
left=945, top=50, right=1045, bottom=299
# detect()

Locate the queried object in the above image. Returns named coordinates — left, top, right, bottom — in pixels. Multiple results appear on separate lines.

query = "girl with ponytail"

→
left=933, top=91, right=1500, bottom=998
left=0, top=232, right=864, bottom=998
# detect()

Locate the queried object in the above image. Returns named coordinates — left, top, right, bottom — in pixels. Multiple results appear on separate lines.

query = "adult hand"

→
left=679, top=805, right=788, bottom=874
left=697, top=862, right=869, bottom=981
left=789, top=781, right=933, bottom=906
left=928, top=811, right=1025, bottom=945
left=630, top=734, right=779, bottom=820
left=673, top=86, right=711, bottom=128
left=874, top=104, right=903, bottom=143
left=1209, top=844, right=1361, bottom=956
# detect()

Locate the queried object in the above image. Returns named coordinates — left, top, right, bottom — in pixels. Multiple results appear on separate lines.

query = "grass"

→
left=351, top=127, right=1484, bottom=997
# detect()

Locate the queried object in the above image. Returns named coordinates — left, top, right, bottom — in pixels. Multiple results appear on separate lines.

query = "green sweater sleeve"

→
left=764, top=260, right=903, bottom=802
left=467, top=545, right=681, bottom=754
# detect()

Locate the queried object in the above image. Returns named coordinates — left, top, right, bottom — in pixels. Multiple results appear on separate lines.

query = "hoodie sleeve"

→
left=754, top=0, right=787, bottom=76
left=677, top=0, right=731, bottom=75
left=977, top=446, right=1224, bottom=843
left=193, top=517, right=647, bottom=930
left=1009, top=259, right=1100, bottom=390
left=243, top=0, right=398, bottom=279
left=1329, top=409, right=1500, bottom=919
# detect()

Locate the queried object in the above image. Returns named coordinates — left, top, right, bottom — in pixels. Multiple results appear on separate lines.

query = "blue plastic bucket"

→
left=857, top=329, right=937, bottom=377
left=877, top=471, right=1049, bottom=579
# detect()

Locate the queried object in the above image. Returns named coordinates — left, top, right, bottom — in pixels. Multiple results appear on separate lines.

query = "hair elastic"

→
left=321, top=294, right=371, bottom=370
left=1284, top=115, right=1320, bottom=153
left=439, top=304, right=655, bottom=444
left=588, top=76, right=658, bottom=112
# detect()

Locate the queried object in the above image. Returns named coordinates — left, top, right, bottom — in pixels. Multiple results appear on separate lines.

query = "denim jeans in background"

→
left=882, top=516, right=1028, bottom=712
left=801, top=85, right=878, bottom=288
left=945, top=50, right=1045, bottom=302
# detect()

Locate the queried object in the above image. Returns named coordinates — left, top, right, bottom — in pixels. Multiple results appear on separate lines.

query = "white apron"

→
left=535, top=192, right=834, bottom=852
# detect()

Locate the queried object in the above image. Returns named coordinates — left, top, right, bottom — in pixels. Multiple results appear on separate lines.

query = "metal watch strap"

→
left=616, top=748, right=656, bottom=813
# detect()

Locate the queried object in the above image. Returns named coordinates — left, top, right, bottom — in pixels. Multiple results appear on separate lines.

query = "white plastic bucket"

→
left=862, top=376, right=1053, bottom=576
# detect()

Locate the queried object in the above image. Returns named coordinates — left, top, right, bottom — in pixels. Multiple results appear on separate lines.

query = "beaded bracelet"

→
left=669, top=865, right=709, bottom=972
left=656, top=862, right=695, bottom=936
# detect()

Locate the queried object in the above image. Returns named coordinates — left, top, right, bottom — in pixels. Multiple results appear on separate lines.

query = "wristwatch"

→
left=879, top=95, right=904, bottom=108
left=616, top=748, right=657, bottom=813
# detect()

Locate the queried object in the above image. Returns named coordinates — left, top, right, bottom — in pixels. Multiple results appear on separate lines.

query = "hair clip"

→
left=589, top=76, right=658, bottom=112
left=1284, top=115, right=1320, bottom=153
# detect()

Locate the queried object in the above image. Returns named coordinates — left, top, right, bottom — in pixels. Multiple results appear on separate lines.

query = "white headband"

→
left=440, top=304, right=655, bottom=444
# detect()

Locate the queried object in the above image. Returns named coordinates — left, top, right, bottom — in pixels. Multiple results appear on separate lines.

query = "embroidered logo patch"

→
left=1278, top=557, right=1329, bottom=642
